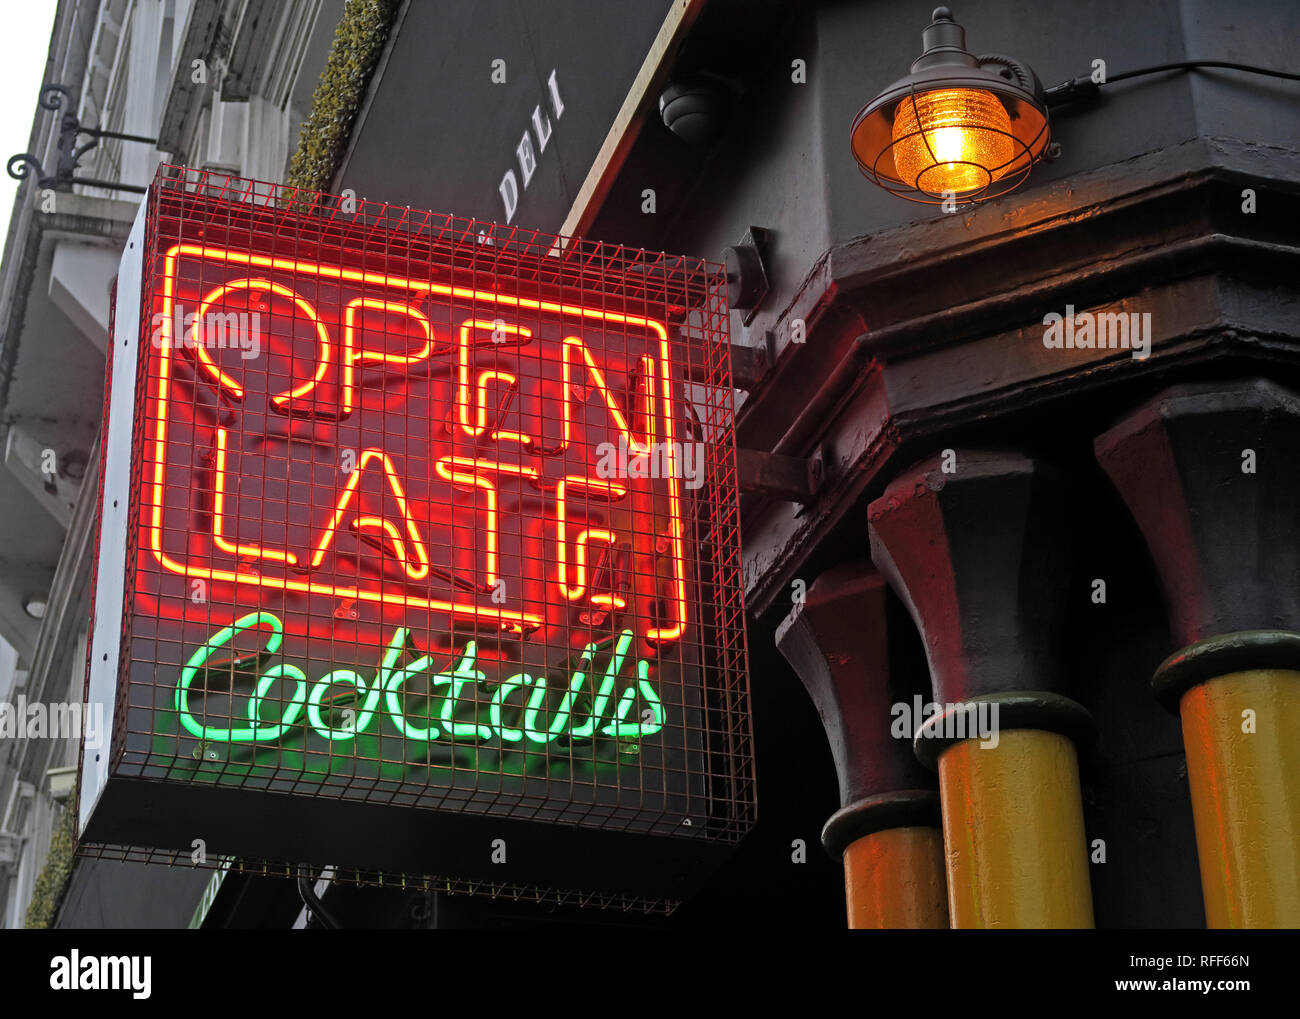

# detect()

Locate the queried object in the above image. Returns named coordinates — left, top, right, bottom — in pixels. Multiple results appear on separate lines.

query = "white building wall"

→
left=0, top=0, right=339, bottom=928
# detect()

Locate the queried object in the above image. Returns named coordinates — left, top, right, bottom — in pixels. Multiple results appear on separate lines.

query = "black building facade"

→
left=5, top=0, right=1297, bottom=931
left=314, top=0, right=1300, bottom=930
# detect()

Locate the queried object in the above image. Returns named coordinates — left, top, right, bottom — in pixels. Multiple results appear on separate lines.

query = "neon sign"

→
left=174, top=613, right=664, bottom=745
left=143, top=242, right=689, bottom=638
left=79, top=166, right=754, bottom=902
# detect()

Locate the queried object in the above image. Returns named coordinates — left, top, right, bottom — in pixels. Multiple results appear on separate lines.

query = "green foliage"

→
left=23, top=782, right=78, bottom=929
left=284, top=0, right=402, bottom=198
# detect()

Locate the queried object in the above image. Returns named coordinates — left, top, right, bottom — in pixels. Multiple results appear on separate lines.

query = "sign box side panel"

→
left=80, top=200, right=148, bottom=834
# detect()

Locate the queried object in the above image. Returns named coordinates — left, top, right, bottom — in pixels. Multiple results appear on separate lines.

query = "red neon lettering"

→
left=310, top=449, right=430, bottom=581
left=210, top=428, right=298, bottom=565
left=340, top=298, right=438, bottom=416
left=554, top=476, right=627, bottom=605
left=149, top=243, right=687, bottom=637
left=456, top=318, right=533, bottom=441
left=188, top=278, right=332, bottom=409
left=434, top=457, right=540, bottom=588
left=561, top=338, right=655, bottom=455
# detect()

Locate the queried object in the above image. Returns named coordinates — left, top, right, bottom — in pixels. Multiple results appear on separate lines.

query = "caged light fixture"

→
left=850, top=6, right=1050, bottom=205
left=852, top=6, right=1300, bottom=206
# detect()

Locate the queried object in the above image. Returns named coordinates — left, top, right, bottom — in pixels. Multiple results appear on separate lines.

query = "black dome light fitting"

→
left=850, top=6, right=1051, bottom=205
left=851, top=6, right=1300, bottom=207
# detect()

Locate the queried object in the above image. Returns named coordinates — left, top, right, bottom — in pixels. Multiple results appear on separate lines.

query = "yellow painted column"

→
left=937, top=728, right=1094, bottom=928
left=842, top=826, right=947, bottom=929
left=1096, top=384, right=1300, bottom=928
left=1177, top=669, right=1300, bottom=928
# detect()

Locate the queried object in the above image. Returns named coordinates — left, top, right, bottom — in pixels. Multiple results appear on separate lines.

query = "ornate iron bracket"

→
left=6, top=83, right=157, bottom=195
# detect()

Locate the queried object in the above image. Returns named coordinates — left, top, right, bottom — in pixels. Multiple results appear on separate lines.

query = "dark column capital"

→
left=775, top=562, right=939, bottom=856
left=1095, top=378, right=1300, bottom=703
left=867, top=449, right=1093, bottom=759
left=868, top=449, right=1071, bottom=701
left=1095, top=377, right=1300, bottom=643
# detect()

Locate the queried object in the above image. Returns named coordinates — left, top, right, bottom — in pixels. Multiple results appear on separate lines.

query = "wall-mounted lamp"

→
left=6, top=83, right=155, bottom=195
left=851, top=7, right=1049, bottom=204
left=852, top=6, right=1300, bottom=206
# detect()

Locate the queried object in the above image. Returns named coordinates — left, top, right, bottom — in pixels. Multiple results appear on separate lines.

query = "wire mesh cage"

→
left=76, top=165, right=755, bottom=911
left=850, top=80, right=1051, bottom=206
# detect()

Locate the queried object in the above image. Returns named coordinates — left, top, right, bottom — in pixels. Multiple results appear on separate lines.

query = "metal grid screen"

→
left=79, top=165, right=754, bottom=907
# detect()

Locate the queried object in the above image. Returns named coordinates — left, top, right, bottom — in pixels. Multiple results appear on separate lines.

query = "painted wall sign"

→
left=499, top=69, right=566, bottom=224
left=78, top=166, right=753, bottom=905
left=340, top=0, right=678, bottom=231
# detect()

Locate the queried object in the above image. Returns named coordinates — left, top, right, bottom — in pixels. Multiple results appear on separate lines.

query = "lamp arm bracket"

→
left=976, top=54, right=1040, bottom=95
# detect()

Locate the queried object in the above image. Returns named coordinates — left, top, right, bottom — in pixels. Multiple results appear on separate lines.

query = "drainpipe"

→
left=776, top=563, right=947, bottom=928
left=1096, top=378, right=1300, bottom=928
left=868, top=449, right=1096, bottom=928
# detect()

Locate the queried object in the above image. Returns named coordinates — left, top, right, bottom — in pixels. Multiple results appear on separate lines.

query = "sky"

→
left=0, top=0, right=61, bottom=244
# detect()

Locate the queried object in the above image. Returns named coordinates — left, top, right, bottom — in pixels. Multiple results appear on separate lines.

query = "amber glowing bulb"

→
left=891, top=87, right=1015, bottom=195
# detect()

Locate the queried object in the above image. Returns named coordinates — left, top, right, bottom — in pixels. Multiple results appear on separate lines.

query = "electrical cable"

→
left=1106, top=60, right=1300, bottom=84
left=297, top=867, right=343, bottom=929
left=1044, top=59, right=1300, bottom=107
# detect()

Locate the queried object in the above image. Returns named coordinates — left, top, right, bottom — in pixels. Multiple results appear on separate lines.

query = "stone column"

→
left=868, top=449, right=1095, bottom=928
left=776, top=562, right=947, bottom=928
left=1096, top=378, right=1300, bottom=928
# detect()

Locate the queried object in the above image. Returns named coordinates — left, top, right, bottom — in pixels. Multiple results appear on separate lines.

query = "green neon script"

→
left=173, top=612, right=667, bottom=747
